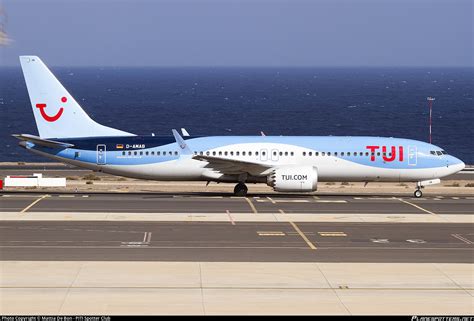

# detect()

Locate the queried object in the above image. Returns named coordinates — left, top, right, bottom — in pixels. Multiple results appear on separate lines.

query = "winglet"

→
left=172, top=129, right=192, bottom=155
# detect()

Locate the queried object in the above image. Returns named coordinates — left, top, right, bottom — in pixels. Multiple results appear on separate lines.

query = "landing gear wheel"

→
left=234, top=183, right=248, bottom=196
left=414, top=189, right=423, bottom=198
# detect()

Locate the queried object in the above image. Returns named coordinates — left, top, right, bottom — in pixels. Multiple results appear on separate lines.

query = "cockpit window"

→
left=431, top=150, right=447, bottom=156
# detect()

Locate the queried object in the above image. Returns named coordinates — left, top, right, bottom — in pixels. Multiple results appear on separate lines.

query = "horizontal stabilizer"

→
left=12, top=134, right=74, bottom=148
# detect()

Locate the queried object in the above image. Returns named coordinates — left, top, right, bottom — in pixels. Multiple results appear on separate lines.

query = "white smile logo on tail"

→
left=35, top=96, right=67, bottom=122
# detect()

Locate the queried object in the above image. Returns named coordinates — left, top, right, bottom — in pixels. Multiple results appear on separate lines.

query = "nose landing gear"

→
left=413, top=178, right=441, bottom=198
left=234, top=183, right=248, bottom=196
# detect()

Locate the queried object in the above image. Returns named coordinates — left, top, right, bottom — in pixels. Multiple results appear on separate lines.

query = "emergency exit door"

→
left=97, top=144, right=106, bottom=165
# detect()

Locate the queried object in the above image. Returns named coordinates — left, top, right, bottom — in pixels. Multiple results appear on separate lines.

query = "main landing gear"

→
left=234, top=182, right=248, bottom=196
left=414, top=188, right=423, bottom=198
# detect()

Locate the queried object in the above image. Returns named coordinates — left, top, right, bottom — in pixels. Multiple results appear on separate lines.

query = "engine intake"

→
left=267, top=166, right=318, bottom=192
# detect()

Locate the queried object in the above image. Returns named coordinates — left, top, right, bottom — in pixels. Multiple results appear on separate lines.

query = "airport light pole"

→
left=427, top=97, right=435, bottom=144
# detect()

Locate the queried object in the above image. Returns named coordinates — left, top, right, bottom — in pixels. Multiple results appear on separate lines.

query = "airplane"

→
left=14, top=56, right=465, bottom=198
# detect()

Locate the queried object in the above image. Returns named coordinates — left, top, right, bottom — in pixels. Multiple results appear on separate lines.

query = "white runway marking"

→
left=451, top=234, right=473, bottom=245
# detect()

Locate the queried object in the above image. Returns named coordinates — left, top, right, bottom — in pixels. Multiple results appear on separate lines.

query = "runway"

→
left=1, top=192, right=473, bottom=314
left=0, top=193, right=473, bottom=263
left=0, top=221, right=472, bottom=263
left=1, top=192, right=473, bottom=214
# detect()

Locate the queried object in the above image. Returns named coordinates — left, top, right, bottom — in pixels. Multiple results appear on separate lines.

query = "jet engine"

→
left=267, top=166, right=318, bottom=192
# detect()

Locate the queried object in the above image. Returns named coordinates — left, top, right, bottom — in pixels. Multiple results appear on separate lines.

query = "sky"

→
left=0, top=0, right=472, bottom=67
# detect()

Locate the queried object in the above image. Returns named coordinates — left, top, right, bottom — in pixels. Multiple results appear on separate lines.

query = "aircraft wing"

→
left=193, top=155, right=272, bottom=176
left=12, top=134, right=74, bottom=148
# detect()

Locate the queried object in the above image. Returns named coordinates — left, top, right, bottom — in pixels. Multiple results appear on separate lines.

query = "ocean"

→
left=1, top=67, right=472, bottom=163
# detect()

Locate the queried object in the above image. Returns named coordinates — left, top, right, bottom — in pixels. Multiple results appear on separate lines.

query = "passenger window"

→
left=365, top=152, right=369, bottom=156
left=175, top=151, right=178, bottom=156
left=236, top=151, right=240, bottom=156
left=334, top=152, right=338, bottom=156
left=302, top=152, right=306, bottom=156
left=285, top=152, right=288, bottom=156
left=359, top=152, right=363, bottom=156
left=309, top=152, right=312, bottom=156
left=122, top=151, right=125, bottom=156
left=206, top=151, right=210, bottom=156
left=322, top=152, right=325, bottom=156
left=128, top=151, right=131, bottom=155
left=254, top=151, right=257, bottom=156
left=347, top=152, right=351, bottom=156
left=341, top=152, right=344, bottom=156
left=212, top=151, right=216, bottom=156
left=262, top=152, right=266, bottom=156
left=224, top=151, right=228, bottom=156
left=290, top=152, right=294, bottom=156
left=242, top=151, right=246, bottom=156
left=219, top=151, right=222, bottom=156
left=377, top=152, right=380, bottom=156
left=230, top=151, right=234, bottom=156
left=279, top=151, right=283, bottom=156
left=315, top=152, right=319, bottom=156
left=140, top=151, right=143, bottom=155
left=145, top=151, right=149, bottom=156
left=273, top=151, right=277, bottom=156
left=327, top=152, right=331, bottom=156
left=134, top=151, right=137, bottom=155
left=249, top=152, right=252, bottom=156
left=157, top=151, right=161, bottom=156
left=151, top=151, right=154, bottom=155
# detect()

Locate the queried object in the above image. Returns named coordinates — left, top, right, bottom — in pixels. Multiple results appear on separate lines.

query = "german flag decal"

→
left=116, top=144, right=124, bottom=149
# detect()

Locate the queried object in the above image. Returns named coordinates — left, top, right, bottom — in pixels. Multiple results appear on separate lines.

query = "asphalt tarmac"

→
left=1, top=193, right=473, bottom=263
left=1, top=193, right=473, bottom=214
left=0, top=220, right=472, bottom=263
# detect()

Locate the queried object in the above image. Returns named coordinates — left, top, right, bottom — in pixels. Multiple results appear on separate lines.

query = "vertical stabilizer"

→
left=19, top=56, right=135, bottom=138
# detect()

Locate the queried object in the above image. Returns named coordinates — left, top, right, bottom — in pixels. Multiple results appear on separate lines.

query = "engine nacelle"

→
left=267, top=166, right=318, bottom=192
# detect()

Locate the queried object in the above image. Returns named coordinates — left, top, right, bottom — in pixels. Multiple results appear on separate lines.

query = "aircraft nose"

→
left=449, top=157, right=465, bottom=174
